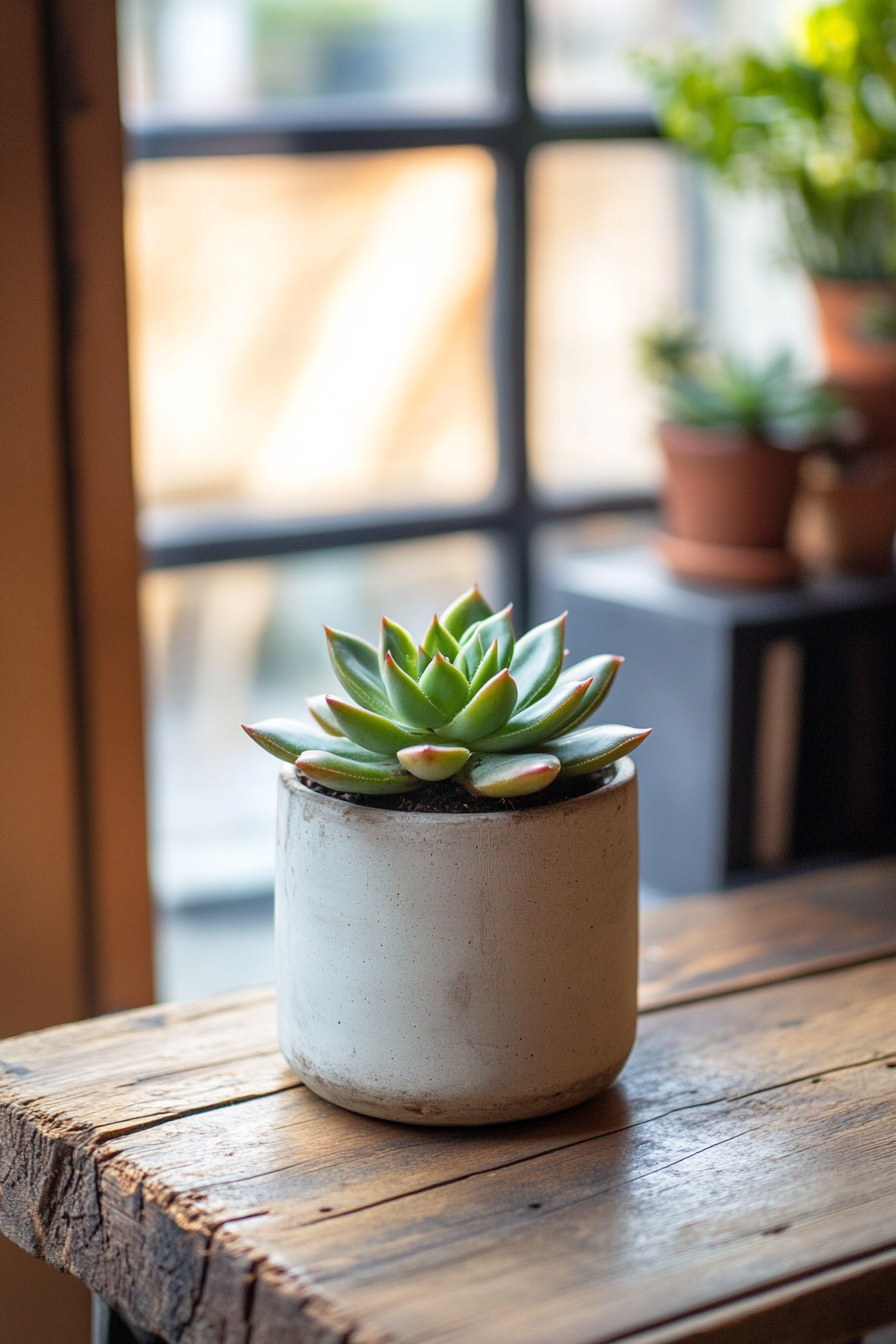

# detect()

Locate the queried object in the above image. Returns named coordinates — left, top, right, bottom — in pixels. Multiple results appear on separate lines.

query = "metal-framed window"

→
left=130, top=0, right=659, bottom=624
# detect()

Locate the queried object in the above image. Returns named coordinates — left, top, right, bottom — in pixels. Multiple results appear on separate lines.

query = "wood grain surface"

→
left=639, top=856, right=896, bottom=1009
left=1, top=863, right=896, bottom=1344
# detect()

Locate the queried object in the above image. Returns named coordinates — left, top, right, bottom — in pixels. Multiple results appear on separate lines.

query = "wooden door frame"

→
left=44, top=0, right=154, bottom=1016
left=0, top=0, right=153, bottom=1037
left=1, top=5, right=151, bottom=1336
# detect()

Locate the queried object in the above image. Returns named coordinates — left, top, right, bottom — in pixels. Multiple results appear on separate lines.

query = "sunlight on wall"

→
left=528, top=141, right=686, bottom=496
left=125, top=147, right=498, bottom=514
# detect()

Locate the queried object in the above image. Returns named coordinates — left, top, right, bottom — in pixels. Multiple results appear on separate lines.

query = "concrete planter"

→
left=275, top=760, right=639, bottom=1126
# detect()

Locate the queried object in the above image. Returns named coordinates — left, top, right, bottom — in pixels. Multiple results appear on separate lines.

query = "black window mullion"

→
left=491, top=0, right=531, bottom=620
left=126, top=112, right=659, bottom=164
left=493, top=150, right=532, bottom=623
left=140, top=489, right=655, bottom=570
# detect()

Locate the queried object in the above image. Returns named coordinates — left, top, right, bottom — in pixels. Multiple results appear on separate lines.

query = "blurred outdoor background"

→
left=121, top=0, right=824, bottom=999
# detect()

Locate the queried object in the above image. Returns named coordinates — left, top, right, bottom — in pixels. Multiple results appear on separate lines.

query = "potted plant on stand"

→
left=244, top=587, right=650, bottom=1125
left=789, top=445, right=896, bottom=572
left=637, top=0, right=896, bottom=572
left=640, top=322, right=846, bottom=584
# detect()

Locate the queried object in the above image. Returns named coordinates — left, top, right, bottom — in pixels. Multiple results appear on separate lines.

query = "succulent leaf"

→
left=246, top=586, right=649, bottom=799
left=298, top=750, right=420, bottom=795
left=419, top=651, right=469, bottom=720
left=383, top=652, right=450, bottom=730
left=325, top=628, right=392, bottom=717
left=557, top=653, right=622, bottom=689
left=325, top=696, right=432, bottom=754
left=470, top=677, right=592, bottom=751
left=397, top=743, right=471, bottom=781
left=455, top=630, right=484, bottom=680
left=472, top=605, right=515, bottom=669
left=467, top=638, right=500, bottom=698
left=555, top=655, right=623, bottom=733
left=421, top=614, right=460, bottom=662
left=242, top=719, right=381, bottom=763
left=542, top=724, right=652, bottom=776
left=440, top=585, right=493, bottom=640
left=461, top=752, right=561, bottom=797
left=438, top=668, right=518, bottom=743
left=306, top=695, right=345, bottom=737
left=380, top=616, right=418, bottom=680
left=510, top=613, right=567, bottom=710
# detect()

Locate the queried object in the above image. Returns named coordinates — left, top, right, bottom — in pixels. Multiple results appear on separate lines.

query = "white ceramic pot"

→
left=276, top=758, right=639, bottom=1125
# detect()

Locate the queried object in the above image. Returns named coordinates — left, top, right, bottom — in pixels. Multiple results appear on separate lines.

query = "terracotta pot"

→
left=812, top=277, right=896, bottom=447
left=656, top=422, right=802, bottom=586
left=789, top=450, right=896, bottom=575
left=275, top=761, right=639, bottom=1126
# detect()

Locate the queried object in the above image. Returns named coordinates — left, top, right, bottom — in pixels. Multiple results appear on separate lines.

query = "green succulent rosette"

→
left=244, top=586, right=650, bottom=798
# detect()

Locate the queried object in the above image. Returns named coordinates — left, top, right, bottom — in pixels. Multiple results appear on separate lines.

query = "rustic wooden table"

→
left=2, top=859, right=896, bottom=1344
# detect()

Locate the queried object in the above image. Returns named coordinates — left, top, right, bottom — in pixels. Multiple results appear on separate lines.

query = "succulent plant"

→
left=639, top=321, right=850, bottom=448
left=244, top=586, right=650, bottom=798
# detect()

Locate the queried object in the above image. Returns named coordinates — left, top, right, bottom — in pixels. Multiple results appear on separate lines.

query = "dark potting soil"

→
left=300, top=765, right=616, bottom=814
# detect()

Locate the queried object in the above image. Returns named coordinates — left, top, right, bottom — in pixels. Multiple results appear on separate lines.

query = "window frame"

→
left=129, top=0, right=661, bottom=621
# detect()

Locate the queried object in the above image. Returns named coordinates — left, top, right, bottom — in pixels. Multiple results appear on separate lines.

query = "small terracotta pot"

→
left=656, top=422, right=802, bottom=586
left=812, top=277, right=896, bottom=447
left=789, top=449, right=896, bottom=575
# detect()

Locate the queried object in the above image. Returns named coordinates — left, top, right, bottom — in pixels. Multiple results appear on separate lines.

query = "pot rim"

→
left=810, top=274, right=896, bottom=291
left=658, top=421, right=796, bottom=456
left=280, top=755, right=634, bottom=827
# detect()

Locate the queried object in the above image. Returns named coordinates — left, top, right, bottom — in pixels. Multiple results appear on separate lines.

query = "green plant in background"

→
left=639, top=320, right=851, bottom=445
left=244, top=587, right=649, bottom=797
left=635, top=0, right=896, bottom=277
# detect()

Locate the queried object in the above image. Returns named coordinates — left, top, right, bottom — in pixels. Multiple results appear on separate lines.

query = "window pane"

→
left=119, top=0, right=495, bottom=123
left=528, top=0, right=713, bottom=111
left=145, top=533, right=503, bottom=999
left=126, top=149, right=498, bottom=517
left=534, top=513, right=657, bottom=600
left=528, top=0, right=788, bottom=113
left=528, top=141, right=687, bottom=497
left=701, top=183, right=823, bottom=376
